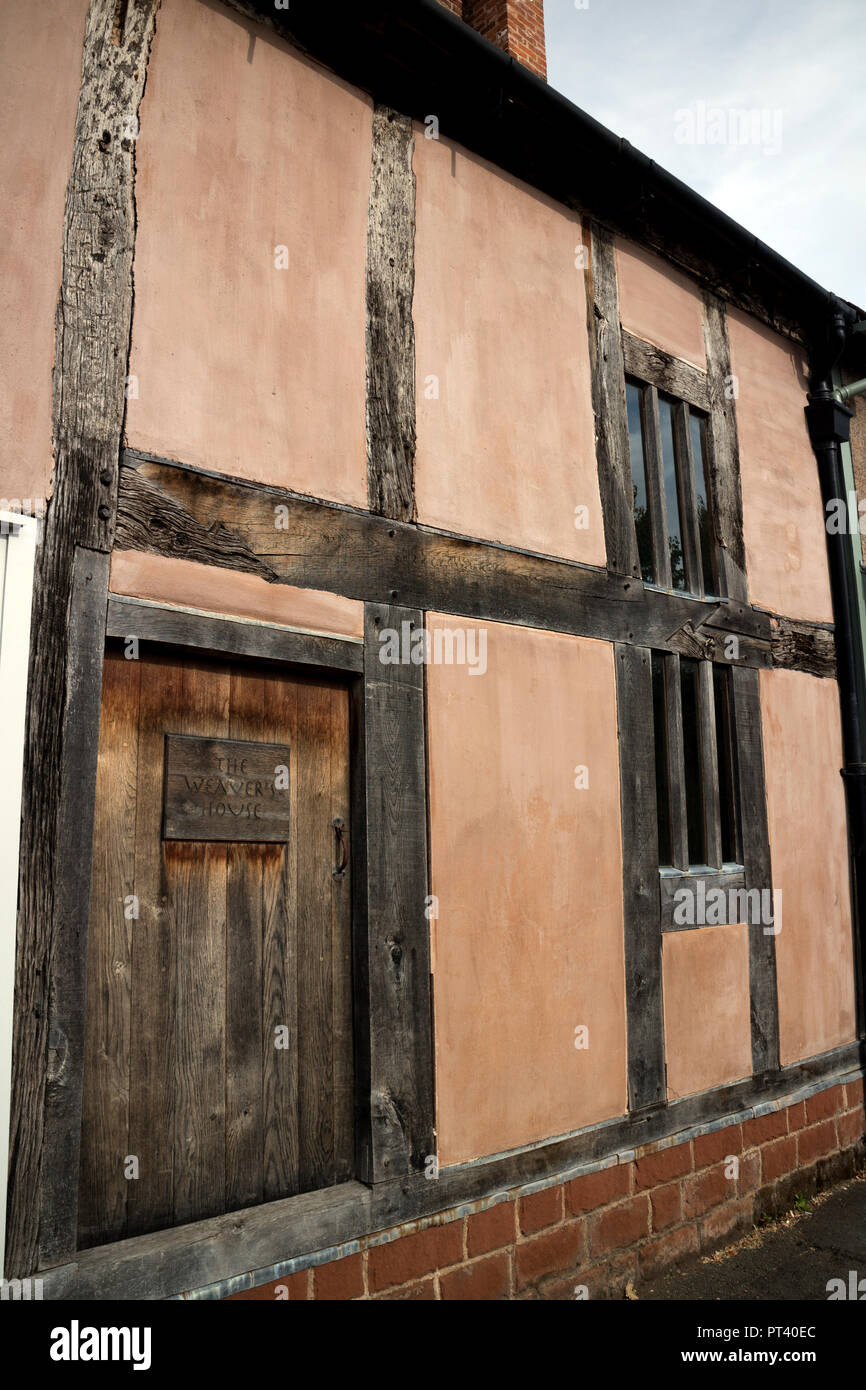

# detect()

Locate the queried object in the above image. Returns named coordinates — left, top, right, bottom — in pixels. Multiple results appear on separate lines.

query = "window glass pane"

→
left=627, top=381, right=654, bottom=583
left=713, top=664, right=740, bottom=863
left=690, top=411, right=717, bottom=596
left=680, top=657, right=706, bottom=865
left=652, top=651, right=672, bottom=865
left=658, top=398, right=685, bottom=590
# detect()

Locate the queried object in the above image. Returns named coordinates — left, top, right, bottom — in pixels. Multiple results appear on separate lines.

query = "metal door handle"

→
left=332, top=817, right=348, bottom=877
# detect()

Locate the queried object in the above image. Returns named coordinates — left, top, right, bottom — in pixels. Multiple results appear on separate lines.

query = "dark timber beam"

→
left=640, top=384, right=672, bottom=590
left=622, top=332, right=710, bottom=413
left=585, top=223, right=639, bottom=578
left=358, top=604, right=434, bottom=1180
left=38, top=549, right=111, bottom=1268
left=732, top=665, right=780, bottom=1077
left=616, top=643, right=666, bottom=1112
left=366, top=106, right=416, bottom=521
left=664, top=653, right=689, bottom=872
left=105, top=596, right=364, bottom=674
left=769, top=615, right=836, bottom=679
left=703, top=293, right=749, bottom=604
left=115, top=452, right=784, bottom=668
left=7, top=0, right=160, bottom=1278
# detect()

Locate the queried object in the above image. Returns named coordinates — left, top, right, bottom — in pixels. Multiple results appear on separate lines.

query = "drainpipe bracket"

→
left=805, top=396, right=853, bottom=447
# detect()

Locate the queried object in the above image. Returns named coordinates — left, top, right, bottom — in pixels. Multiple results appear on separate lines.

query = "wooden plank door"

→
left=78, top=648, right=353, bottom=1249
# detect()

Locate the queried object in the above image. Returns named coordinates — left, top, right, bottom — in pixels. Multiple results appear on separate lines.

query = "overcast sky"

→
left=544, top=0, right=866, bottom=306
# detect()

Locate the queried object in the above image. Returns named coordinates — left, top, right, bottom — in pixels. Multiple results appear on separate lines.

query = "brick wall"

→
left=437, top=1, right=547, bottom=81
left=225, top=1077, right=865, bottom=1301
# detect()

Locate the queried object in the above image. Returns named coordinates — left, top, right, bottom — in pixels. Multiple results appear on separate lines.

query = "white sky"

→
left=544, top=0, right=866, bottom=306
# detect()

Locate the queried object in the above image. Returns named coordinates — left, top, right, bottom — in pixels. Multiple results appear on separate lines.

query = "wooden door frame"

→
left=27, top=590, right=435, bottom=1274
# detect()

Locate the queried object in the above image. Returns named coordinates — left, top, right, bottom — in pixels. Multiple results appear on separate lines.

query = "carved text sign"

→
left=163, top=735, right=290, bottom=842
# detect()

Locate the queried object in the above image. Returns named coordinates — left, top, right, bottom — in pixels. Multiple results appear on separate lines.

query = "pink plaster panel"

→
left=0, top=0, right=89, bottom=508
left=413, top=136, right=605, bottom=564
left=426, top=615, right=627, bottom=1164
left=662, top=924, right=751, bottom=1100
left=109, top=550, right=363, bottom=640
left=760, top=669, right=857, bottom=1064
left=728, top=309, right=832, bottom=621
left=614, top=237, right=706, bottom=369
left=125, top=0, right=371, bottom=506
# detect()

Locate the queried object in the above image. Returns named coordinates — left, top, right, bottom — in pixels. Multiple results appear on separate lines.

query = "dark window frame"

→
left=607, top=247, right=780, bottom=1112
left=652, top=649, right=742, bottom=876
left=623, top=343, right=743, bottom=888
left=626, top=375, right=722, bottom=601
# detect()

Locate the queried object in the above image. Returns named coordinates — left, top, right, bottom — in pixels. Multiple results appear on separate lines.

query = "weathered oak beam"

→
left=622, top=331, right=710, bottom=413
left=703, top=293, right=749, bottom=603
left=8, top=0, right=160, bottom=1278
left=769, top=615, right=836, bottom=679
left=616, top=643, right=666, bottom=1112
left=105, top=596, right=364, bottom=673
left=586, top=224, right=640, bottom=578
left=39, top=549, right=111, bottom=1267
left=359, top=604, right=434, bottom=1180
left=116, top=452, right=777, bottom=666
left=732, top=665, right=780, bottom=1077
left=366, top=106, right=416, bottom=521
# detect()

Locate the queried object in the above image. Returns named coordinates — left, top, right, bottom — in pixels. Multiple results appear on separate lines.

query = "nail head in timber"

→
left=162, top=735, right=291, bottom=842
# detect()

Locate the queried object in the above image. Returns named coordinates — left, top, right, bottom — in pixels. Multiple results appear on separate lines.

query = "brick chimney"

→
left=438, top=0, right=547, bottom=81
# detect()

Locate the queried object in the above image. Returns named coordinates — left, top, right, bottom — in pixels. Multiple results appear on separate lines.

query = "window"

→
left=626, top=378, right=721, bottom=598
left=652, top=652, right=741, bottom=871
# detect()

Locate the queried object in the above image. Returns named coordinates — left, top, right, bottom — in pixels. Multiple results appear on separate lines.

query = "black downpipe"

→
left=806, top=303, right=866, bottom=1034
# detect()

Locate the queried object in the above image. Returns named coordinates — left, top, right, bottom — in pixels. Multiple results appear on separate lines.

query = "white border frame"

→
left=0, top=512, right=37, bottom=1276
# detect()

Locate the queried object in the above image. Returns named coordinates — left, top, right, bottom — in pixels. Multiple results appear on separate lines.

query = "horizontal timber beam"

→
left=116, top=452, right=777, bottom=666
left=768, top=613, right=837, bottom=679
left=105, top=596, right=364, bottom=673
left=622, top=331, right=711, bottom=413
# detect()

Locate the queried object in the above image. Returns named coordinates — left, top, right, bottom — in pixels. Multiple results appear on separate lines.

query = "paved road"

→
left=642, top=1173, right=866, bottom=1300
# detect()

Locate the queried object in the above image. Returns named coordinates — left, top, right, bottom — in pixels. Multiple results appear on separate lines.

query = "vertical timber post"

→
left=365, top=105, right=416, bottom=522
left=6, top=0, right=160, bottom=1276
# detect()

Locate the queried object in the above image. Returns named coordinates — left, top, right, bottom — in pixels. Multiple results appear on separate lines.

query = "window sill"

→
left=660, top=864, right=745, bottom=878
left=660, top=866, right=748, bottom=930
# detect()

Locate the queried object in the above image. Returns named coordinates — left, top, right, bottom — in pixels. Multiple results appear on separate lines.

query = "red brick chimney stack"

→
left=438, top=0, right=548, bottom=81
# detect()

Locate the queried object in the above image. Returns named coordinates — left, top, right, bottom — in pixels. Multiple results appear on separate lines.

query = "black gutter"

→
left=243, top=0, right=861, bottom=341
